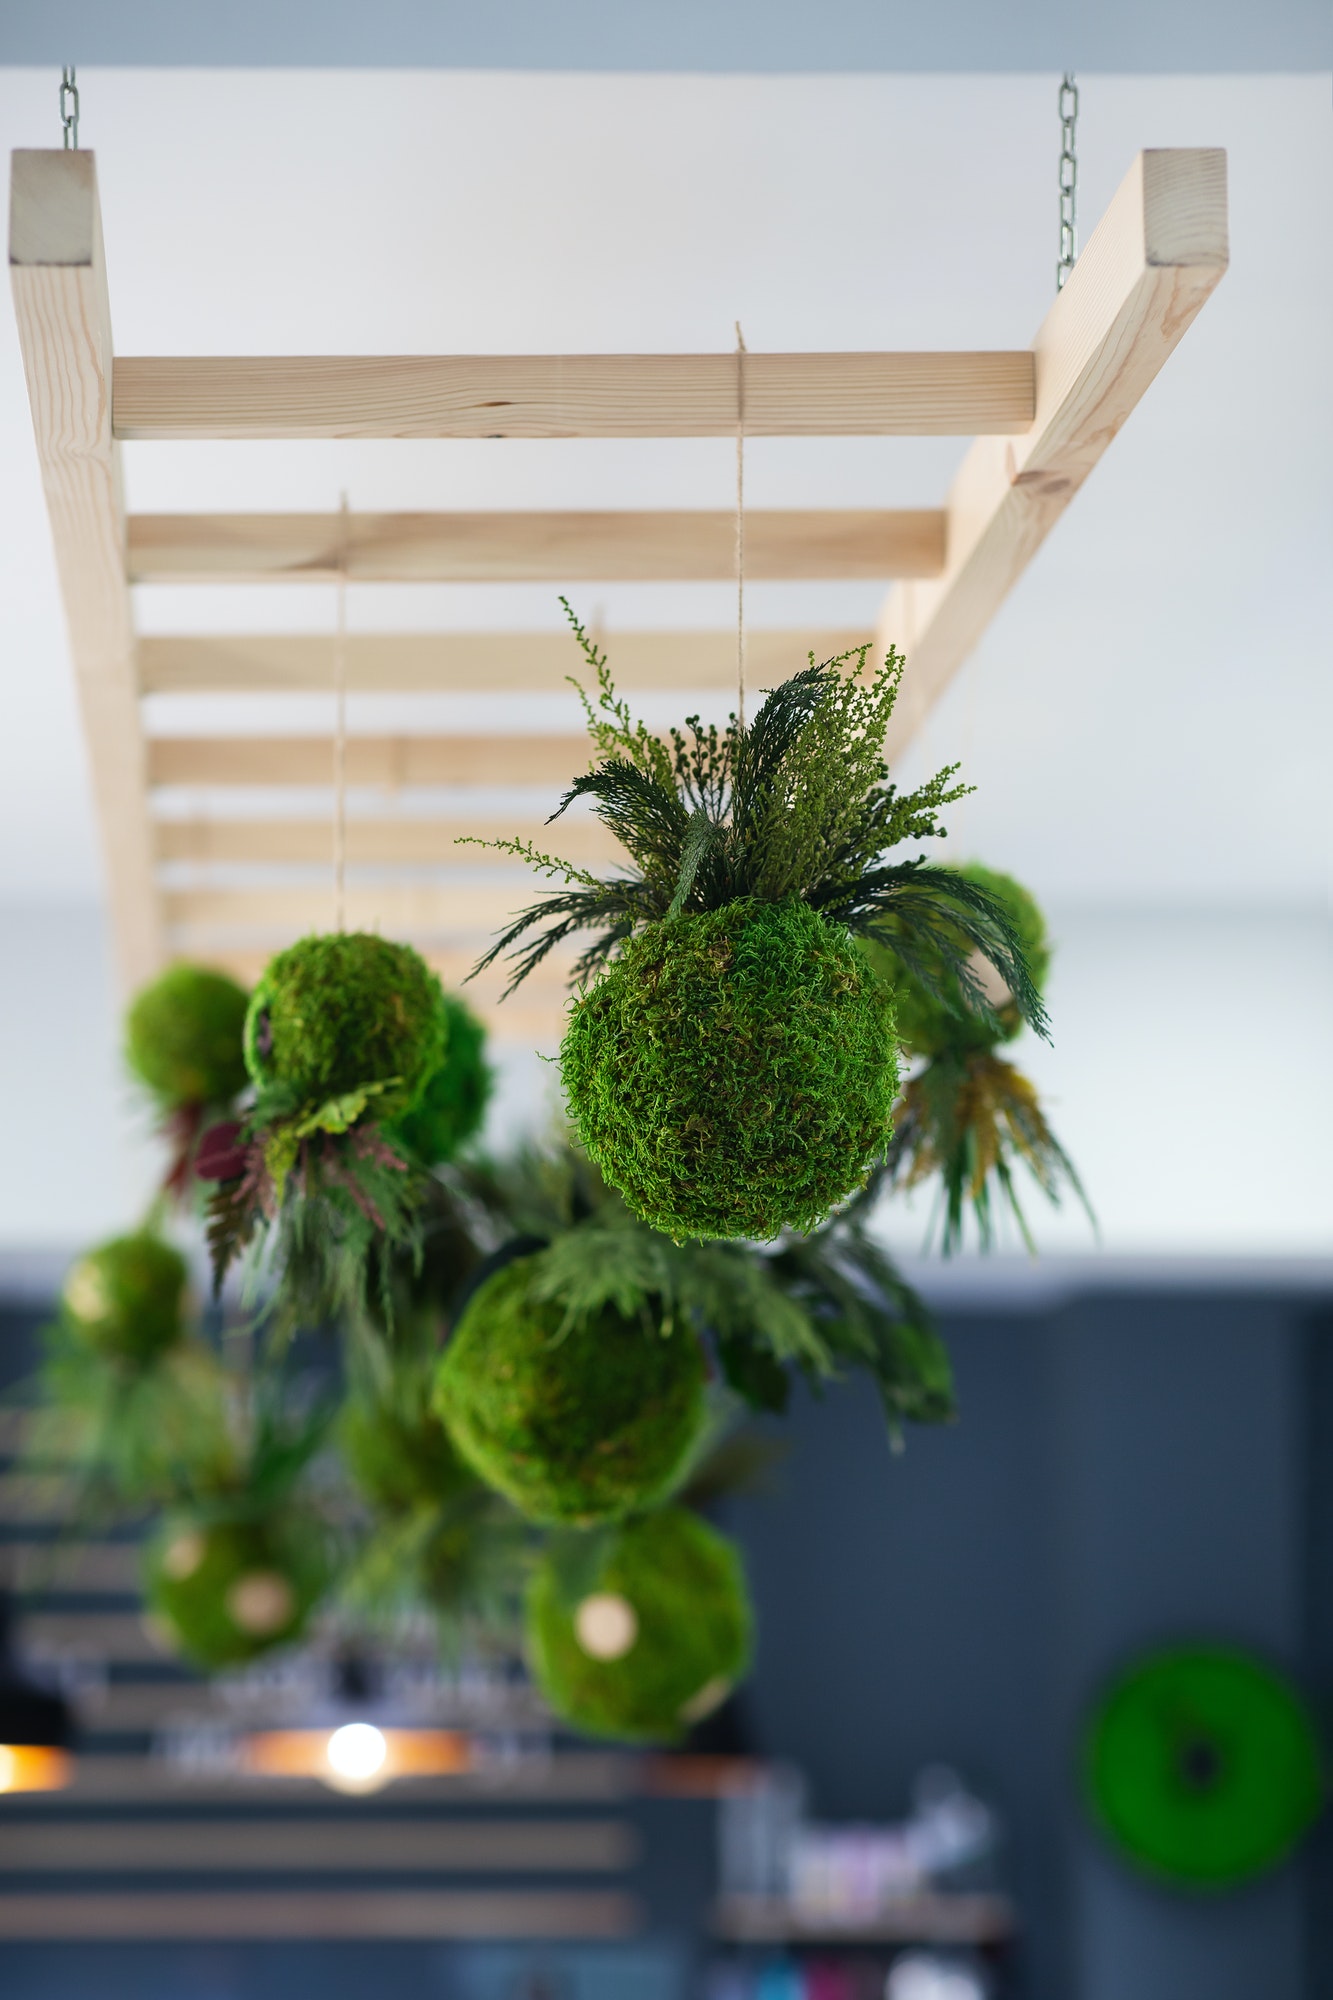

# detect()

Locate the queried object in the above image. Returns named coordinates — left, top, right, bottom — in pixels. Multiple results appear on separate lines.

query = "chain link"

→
left=1057, top=73, right=1078, bottom=291
left=60, top=65, right=79, bottom=150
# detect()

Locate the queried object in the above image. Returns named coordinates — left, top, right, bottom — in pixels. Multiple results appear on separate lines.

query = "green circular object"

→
left=62, top=1233, right=189, bottom=1365
left=143, top=1514, right=328, bottom=1671
left=125, top=963, right=251, bottom=1111
left=243, top=931, right=447, bottom=1119
left=560, top=898, right=899, bottom=1240
left=433, top=1254, right=707, bottom=1526
left=1085, top=1644, right=1323, bottom=1888
left=867, top=863, right=1051, bottom=1058
left=390, top=991, right=493, bottom=1164
left=526, top=1507, right=752, bottom=1744
left=340, top=1394, right=476, bottom=1516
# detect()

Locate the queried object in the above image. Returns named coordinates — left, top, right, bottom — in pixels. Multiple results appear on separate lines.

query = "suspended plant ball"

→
left=340, top=1393, right=476, bottom=1517
left=61, top=1233, right=189, bottom=1366
left=143, top=1513, right=328, bottom=1670
left=391, top=992, right=493, bottom=1166
left=868, top=865, right=1092, bottom=1253
left=468, top=605, right=1046, bottom=1240
left=126, top=963, right=251, bottom=1114
left=433, top=1253, right=707, bottom=1526
left=527, top=1507, right=752, bottom=1743
left=201, top=933, right=449, bottom=1322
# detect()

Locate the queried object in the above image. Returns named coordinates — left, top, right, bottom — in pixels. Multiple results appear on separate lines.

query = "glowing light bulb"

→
left=324, top=1722, right=388, bottom=1792
left=0, top=1747, right=15, bottom=1794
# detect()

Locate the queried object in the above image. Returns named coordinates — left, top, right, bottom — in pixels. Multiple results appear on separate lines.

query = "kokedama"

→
left=126, top=964, right=250, bottom=1116
left=433, top=1251, right=708, bottom=1526
left=526, top=1507, right=752, bottom=1743
left=469, top=606, right=1047, bottom=1239
left=868, top=864, right=1093, bottom=1251
left=390, top=991, right=493, bottom=1167
left=143, top=1512, right=328, bottom=1670
left=61, top=1233, right=189, bottom=1365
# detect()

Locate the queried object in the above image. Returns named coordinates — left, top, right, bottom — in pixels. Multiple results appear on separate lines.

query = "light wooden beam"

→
left=0, top=1890, right=642, bottom=1940
left=878, top=148, right=1228, bottom=757
left=112, top=350, right=1034, bottom=440
left=127, top=509, right=945, bottom=584
left=163, top=884, right=535, bottom=938
left=137, top=627, right=871, bottom=695
left=148, top=734, right=588, bottom=789
left=154, top=817, right=622, bottom=867
left=200, top=945, right=574, bottom=997
left=9, top=151, right=162, bottom=987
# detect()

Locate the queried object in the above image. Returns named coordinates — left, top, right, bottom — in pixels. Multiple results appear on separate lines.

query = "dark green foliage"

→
left=341, top=1391, right=475, bottom=1516
left=526, top=1508, right=752, bottom=1743
left=390, top=992, right=493, bottom=1165
left=870, top=864, right=1052, bottom=1057
left=143, top=1513, right=328, bottom=1670
left=469, top=606, right=1047, bottom=1045
left=433, top=1255, right=708, bottom=1526
left=561, top=898, right=900, bottom=1240
left=244, top=932, right=447, bottom=1119
left=61, top=1234, right=189, bottom=1365
left=126, top=963, right=251, bottom=1112
left=32, top=1337, right=235, bottom=1514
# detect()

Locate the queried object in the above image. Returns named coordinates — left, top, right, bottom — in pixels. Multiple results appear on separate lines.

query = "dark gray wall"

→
left=2, top=0, right=1328, bottom=71
left=727, top=1288, right=1326, bottom=2000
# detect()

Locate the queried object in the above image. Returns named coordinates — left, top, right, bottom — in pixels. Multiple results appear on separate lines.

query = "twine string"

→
left=333, top=493, right=349, bottom=931
left=734, top=322, right=747, bottom=733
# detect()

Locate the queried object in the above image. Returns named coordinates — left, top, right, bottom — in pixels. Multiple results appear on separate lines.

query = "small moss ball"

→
left=433, top=1256, right=707, bottom=1526
left=339, top=1396, right=477, bottom=1516
left=143, top=1514, right=326, bottom=1671
left=243, top=932, right=447, bottom=1119
left=390, top=993, right=493, bottom=1165
left=125, top=963, right=251, bottom=1111
left=561, top=898, right=899, bottom=1240
left=62, top=1233, right=189, bottom=1364
left=870, top=864, right=1051, bottom=1058
left=527, top=1508, right=752, bottom=1743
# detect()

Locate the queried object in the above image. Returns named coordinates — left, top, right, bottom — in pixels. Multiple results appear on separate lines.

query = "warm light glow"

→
left=325, top=1722, right=388, bottom=1791
left=574, top=1591, right=638, bottom=1661
left=0, top=1744, right=72, bottom=1794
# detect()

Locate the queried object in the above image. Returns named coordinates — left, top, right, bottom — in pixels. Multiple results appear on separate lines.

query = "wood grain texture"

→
left=113, top=350, right=1034, bottom=440
left=127, top=509, right=946, bottom=584
left=155, top=817, right=622, bottom=867
left=137, top=627, right=870, bottom=694
left=0, top=1819, right=637, bottom=1873
left=0, top=1891, right=642, bottom=1939
left=148, top=734, right=589, bottom=789
left=8, top=152, right=162, bottom=986
left=163, top=883, right=543, bottom=938
left=878, top=149, right=1228, bottom=757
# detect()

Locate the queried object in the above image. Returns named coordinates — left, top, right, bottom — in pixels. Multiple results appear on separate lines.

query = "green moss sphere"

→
left=527, top=1508, right=753, bottom=1743
left=125, top=963, right=251, bottom=1111
left=340, top=1395, right=477, bottom=1516
left=390, top=993, right=492, bottom=1164
left=143, top=1514, right=326, bottom=1671
left=560, top=898, right=899, bottom=1240
left=243, top=932, right=447, bottom=1119
left=870, top=864, right=1051, bottom=1057
left=62, top=1233, right=189, bottom=1364
left=433, top=1256, right=707, bottom=1526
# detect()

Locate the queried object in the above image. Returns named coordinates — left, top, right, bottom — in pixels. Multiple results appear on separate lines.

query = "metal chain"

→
left=1057, top=73, right=1078, bottom=291
left=60, top=66, right=79, bottom=150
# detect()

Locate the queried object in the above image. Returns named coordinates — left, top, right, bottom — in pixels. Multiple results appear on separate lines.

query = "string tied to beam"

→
left=1057, top=74, right=1079, bottom=291
left=734, top=321, right=747, bottom=732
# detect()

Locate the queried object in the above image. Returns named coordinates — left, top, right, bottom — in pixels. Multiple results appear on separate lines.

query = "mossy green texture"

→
left=561, top=899, right=899, bottom=1240
left=340, top=1396, right=476, bottom=1515
left=870, top=864, right=1052, bottom=1057
left=390, top=993, right=493, bottom=1164
left=526, top=1508, right=753, bottom=1743
left=125, top=963, right=251, bottom=1111
left=142, top=1514, right=326, bottom=1670
left=243, top=932, right=447, bottom=1119
left=433, top=1256, right=707, bottom=1526
left=62, top=1233, right=189, bottom=1364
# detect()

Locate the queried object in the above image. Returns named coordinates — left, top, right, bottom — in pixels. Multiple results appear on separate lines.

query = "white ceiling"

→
left=0, top=69, right=1329, bottom=910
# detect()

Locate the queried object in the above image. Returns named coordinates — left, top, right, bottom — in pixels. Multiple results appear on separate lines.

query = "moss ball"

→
left=560, top=898, right=899, bottom=1240
left=125, top=964, right=251, bottom=1111
left=339, top=1396, right=477, bottom=1516
left=62, top=1233, right=189, bottom=1364
left=143, top=1514, right=326, bottom=1670
left=433, top=1256, right=707, bottom=1526
left=243, top=932, right=447, bottom=1119
left=390, top=993, right=493, bottom=1164
left=526, top=1508, right=752, bottom=1743
left=870, top=864, right=1051, bottom=1057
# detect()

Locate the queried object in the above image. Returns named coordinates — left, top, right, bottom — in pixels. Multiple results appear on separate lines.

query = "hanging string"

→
left=332, top=493, right=349, bottom=931
left=734, top=322, right=747, bottom=732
